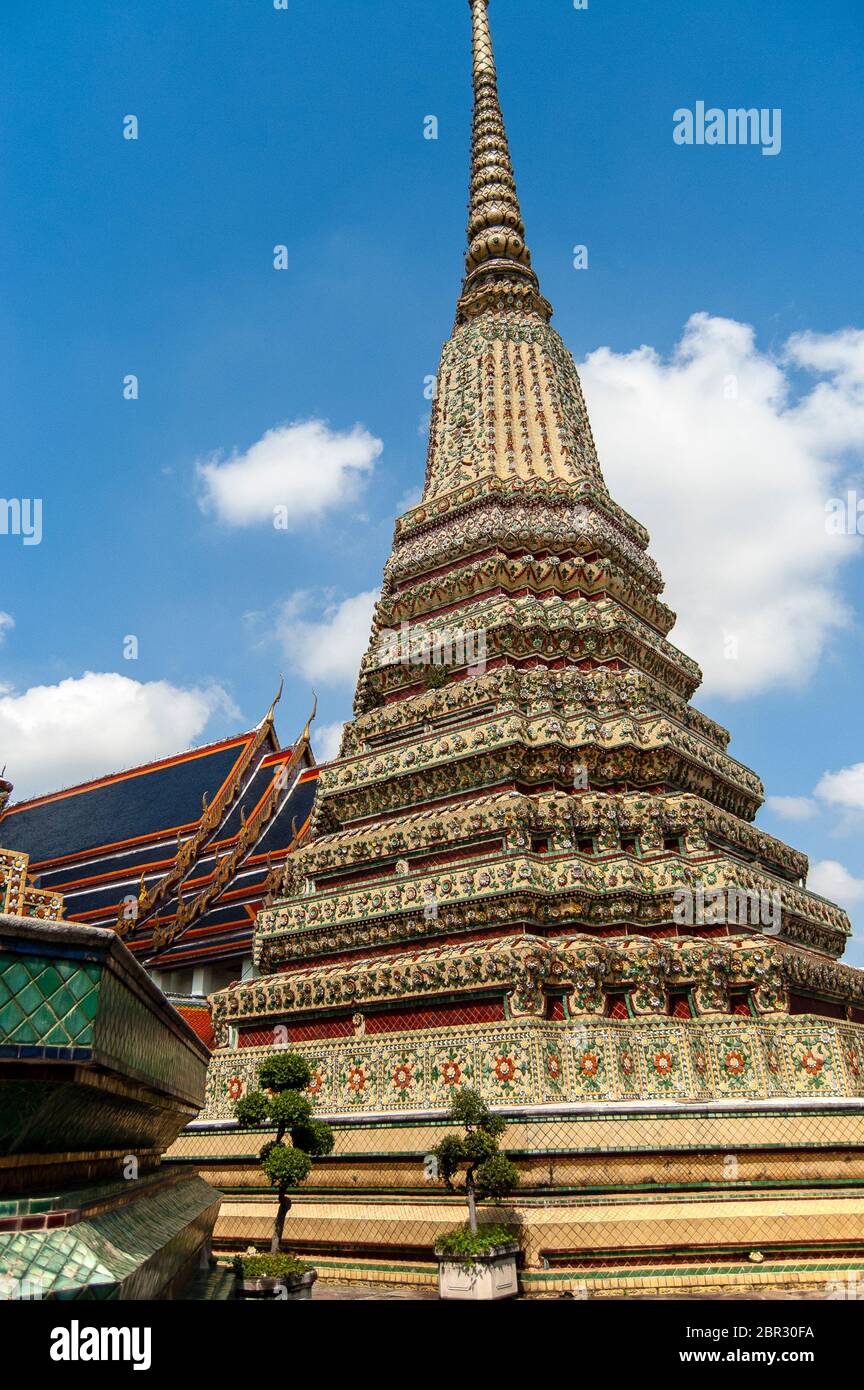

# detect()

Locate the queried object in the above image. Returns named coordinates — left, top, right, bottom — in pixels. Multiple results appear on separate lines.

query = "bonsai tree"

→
left=432, top=1087, right=519, bottom=1237
left=234, top=1053, right=334, bottom=1255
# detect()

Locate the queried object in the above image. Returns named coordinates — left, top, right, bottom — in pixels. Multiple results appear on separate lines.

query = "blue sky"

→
left=1, top=0, right=863, bottom=954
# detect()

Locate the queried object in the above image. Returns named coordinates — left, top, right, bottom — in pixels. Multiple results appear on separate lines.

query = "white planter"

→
left=436, top=1244, right=520, bottom=1301
left=239, top=1270, right=317, bottom=1300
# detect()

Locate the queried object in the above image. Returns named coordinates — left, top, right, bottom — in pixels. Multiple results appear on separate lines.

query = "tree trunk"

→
left=466, top=1177, right=478, bottom=1234
left=271, top=1186, right=291, bottom=1254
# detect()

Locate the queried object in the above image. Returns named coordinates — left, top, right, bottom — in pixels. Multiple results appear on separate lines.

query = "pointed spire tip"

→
left=457, top=0, right=552, bottom=324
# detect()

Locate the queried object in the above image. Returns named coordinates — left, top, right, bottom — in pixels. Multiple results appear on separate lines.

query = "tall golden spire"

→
left=457, top=0, right=551, bottom=324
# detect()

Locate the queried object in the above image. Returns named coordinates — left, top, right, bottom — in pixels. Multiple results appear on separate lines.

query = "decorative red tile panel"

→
left=237, top=997, right=504, bottom=1045
left=789, top=992, right=847, bottom=1021
left=238, top=1016, right=355, bottom=1046
left=364, top=999, right=503, bottom=1033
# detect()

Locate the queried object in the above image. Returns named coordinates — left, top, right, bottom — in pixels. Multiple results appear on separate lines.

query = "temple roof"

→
left=0, top=702, right=321, bottom=973
left=0, top=734, right=256, bottom=864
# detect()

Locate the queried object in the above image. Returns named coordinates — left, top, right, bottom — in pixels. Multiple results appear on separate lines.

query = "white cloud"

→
left=0, top=672, right=238, bottom=802
left=815, top=762, right=864, bottom=814
left=0, top=613, right=13, bottom=645
left=197, top=419, right=382, bottom=529
left=786, top=329, right=864, bottom=454
left=314, top=720, right=346, bottom=762
left=808, top=859, right=864, bottom=908
left=275, top=589, right=379, bottom=686
left=579, top=314, right=864, bottom=697
left=764, top=795, right=819, bottom=822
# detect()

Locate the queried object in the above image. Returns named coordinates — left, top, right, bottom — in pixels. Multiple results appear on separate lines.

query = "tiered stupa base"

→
left=164, top=1008, right=864, bottom=1296
left=172, top=1078, right=864, bottom=1296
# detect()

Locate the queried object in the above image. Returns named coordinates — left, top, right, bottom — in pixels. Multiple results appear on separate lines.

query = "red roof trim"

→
left=261, top=747, right=296, bottom=768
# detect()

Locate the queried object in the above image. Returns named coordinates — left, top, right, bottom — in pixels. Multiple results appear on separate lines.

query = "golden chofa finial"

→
left=301, top=691, right=318, bottom=745
left=458, top=0, right=552, bottom=324
left=262, top=674, right=285, bottom=728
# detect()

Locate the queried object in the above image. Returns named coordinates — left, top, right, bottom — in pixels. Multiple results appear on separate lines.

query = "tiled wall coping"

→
left=0, top=912, right=211, bottom=1066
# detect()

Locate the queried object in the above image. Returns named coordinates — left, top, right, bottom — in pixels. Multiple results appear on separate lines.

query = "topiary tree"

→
left=432, top=1087, right=519, bottom=1234
left=234, top=1053, right=334, bottom=1254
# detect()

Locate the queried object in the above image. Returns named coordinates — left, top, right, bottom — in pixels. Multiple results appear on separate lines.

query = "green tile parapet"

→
left=0, top=915, right=211, bottom=1181
left=0, top=914, right=222, bottom=1299
left=0, top=1172, right=221, bottom=1300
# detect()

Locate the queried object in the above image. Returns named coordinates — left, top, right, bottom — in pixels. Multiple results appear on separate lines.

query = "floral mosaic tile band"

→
left=202, top=1015, right=864, bottom=1121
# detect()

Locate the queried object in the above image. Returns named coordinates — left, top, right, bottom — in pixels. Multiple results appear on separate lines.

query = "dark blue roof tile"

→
left=0, top=736, right=256, bottom=863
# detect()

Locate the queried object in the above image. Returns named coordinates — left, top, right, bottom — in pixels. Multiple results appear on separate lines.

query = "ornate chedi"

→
left=192, top=1, right=864, bottom=1295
